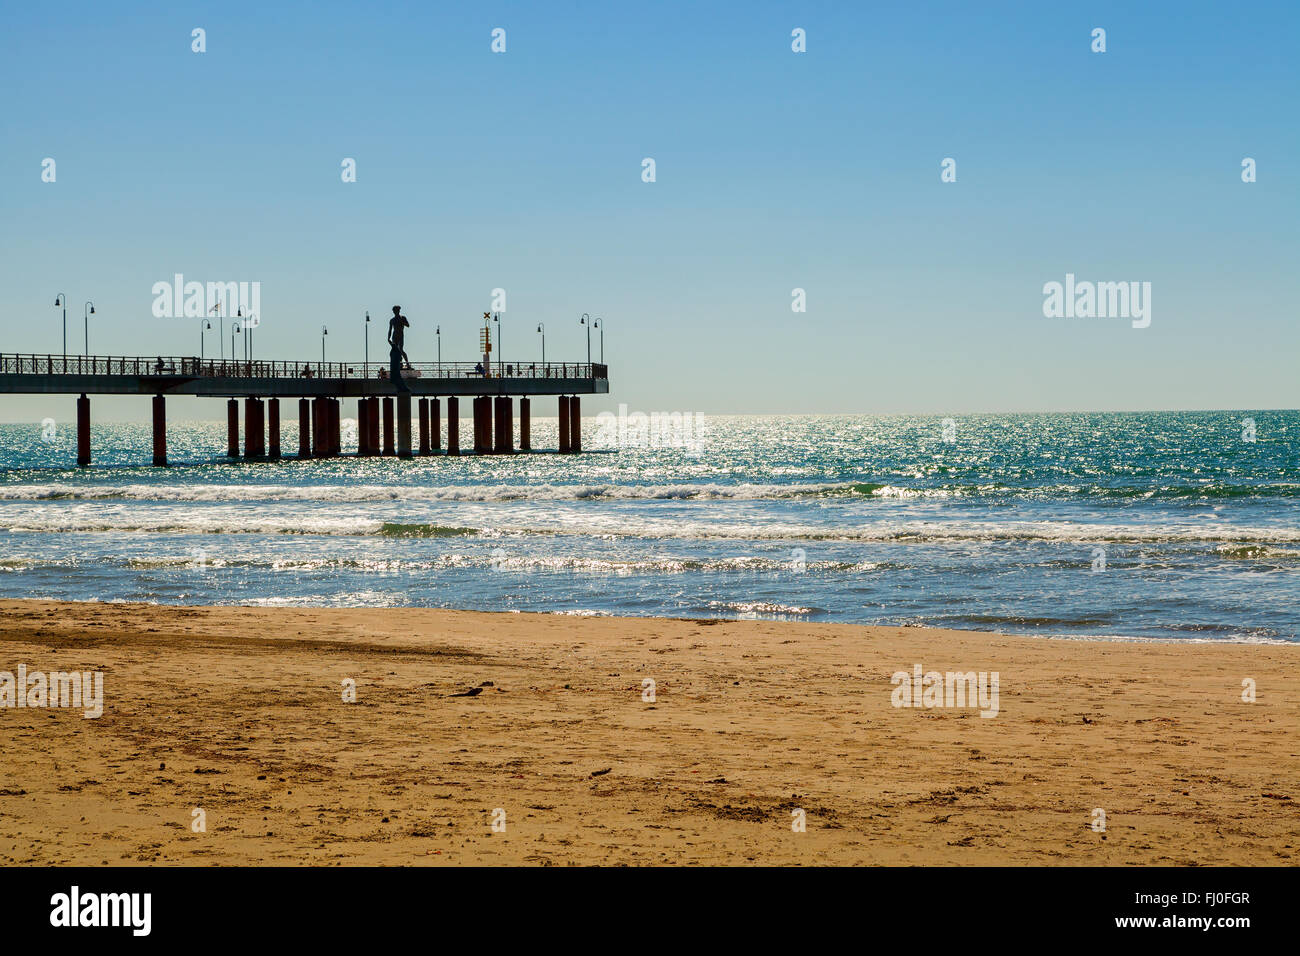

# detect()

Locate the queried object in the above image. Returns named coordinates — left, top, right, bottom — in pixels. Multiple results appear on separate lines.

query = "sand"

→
left=0, top=599, right=1295, bottom=866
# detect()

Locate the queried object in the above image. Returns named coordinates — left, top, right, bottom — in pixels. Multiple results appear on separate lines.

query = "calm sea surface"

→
left=0, top=412, right=1296, bottom=642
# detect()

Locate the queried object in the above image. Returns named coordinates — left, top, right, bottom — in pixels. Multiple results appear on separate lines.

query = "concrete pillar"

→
left=446, top=396, right=460, bottom=455
left=430, top=398, right=441, bottom=450
left=76, top=394, right=91, bottom=467
left=298, top=399, right=311, bottom=458
left=245, top=397, right=265, bottom=459
left=329, top=399, right=341, bottom=457
left=268, top=398, right=281, bottom=460
left=311, top=399, right=326, bottom=458
left=367, top=398, right=380, bottom=456
left=558, top=395, right=571, bottom=453
left=227, top=399, right=239, bottom=457
left=397, top=394, right=413, bottom=458
left=482, top=395, right=494, bottom=453
left=471, top=397, right=482, bottom=453
left=382, top=397, right=395, bottom=455
left=152, top=395, right=167, bottom=467
left=357, top=399, right=370, bottom=455
left=418, top=398, right=430, bottom=455
left=569, top=395, right=581, bottom=453
left=519, top=397, right=530, bottom=451
left=494, top=396, right=512, bottom=453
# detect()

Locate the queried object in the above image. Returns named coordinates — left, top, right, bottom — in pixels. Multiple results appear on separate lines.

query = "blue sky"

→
left=1, top=0, right=1296, bottom=420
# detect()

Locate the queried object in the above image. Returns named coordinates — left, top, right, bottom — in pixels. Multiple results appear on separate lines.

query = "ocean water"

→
left=0, top=412, right=1296, bottom=643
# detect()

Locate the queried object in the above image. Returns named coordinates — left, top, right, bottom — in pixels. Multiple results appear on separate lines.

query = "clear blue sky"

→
left=1, top=0, right=1296, bottom=421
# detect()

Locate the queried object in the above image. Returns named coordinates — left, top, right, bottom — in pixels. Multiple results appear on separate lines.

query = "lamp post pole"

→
left=436, top=325, right=441, bottom=371
left=492, top=312, right=503, bottom=376
left=232, top=322, right=240, bottom=365
left=537, top=323, right=545, bottom=368
left=321, top=326, right=328, bottom=370
left=594, top=317, right=603, bottom=365
left=83, top=301, right=94, bottom=356
left=54, top=294, right=67, bottom=362
left=580, top=313, right=590, bottom=367
left=364, top=311, right=370, bottom=378
left=201, top=320, right=210, bottom=362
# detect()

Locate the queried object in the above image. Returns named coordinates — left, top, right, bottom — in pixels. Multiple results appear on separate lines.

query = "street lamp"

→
left=54, top=294, right=67, bottom=360
left=201, top=319, right=211, bottom=362
left=593, top=317, right=604, bottom=365
left=536, top=323, right=545, bottom=368
left=364, top=311, right=370, bottom=378
left=232, top=321, right=241, bottom=365
left=579, top=313, right=591, bottom=367
left=492, top=312, right=503, bottom=376
left=83, top=301, right=95, bottom=356
left=321, top=325, right=328, bottom=368
left=435, top=325, right=441, bottom=370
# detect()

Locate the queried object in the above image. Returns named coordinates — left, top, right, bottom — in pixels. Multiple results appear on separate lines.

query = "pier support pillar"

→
left=298, top=399, right=311, bottom=458
left=418, top=398, right=430, bottom=455
left=558, top=395, right=571, bottom=453
left=494, top=396, right=512, bottom=453
left=268, top=398, right=281, bottom=460
left=227, top=399, right=239, bottom=457
left=397, top=394, right=413, bottom=458
left=329, top=399, right=341, bottom=457
left=367, top=398, right=380, bottom=456
left=446, top=397, right=460, bottom=455
left=519, top=398, right=530, bottom=451
left=357, top=399, right=370, bottom=455
left=382, top=397, right=395, bottom=455
left=471, top=397, right=483, bottom=453
left=311, top=399, right=326, bottom=458
left=245, top=397, right=265, bottom=459
left=76, top=394, right=91, bottom=467
left=569, top=396, right=581, bottom=453
left=151, top=395, right=167, bottom=467
left=430, top=398, right=441, bottom=451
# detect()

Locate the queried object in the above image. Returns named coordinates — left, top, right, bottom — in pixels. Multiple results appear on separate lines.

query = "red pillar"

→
left=418, top=398, right=430, bottom=455
left=298, top=398, right=311, bottom=458
left=519, top=397, right=530, bottom=451
left=311, top=399, right=325, bottom=457
left=268, top=398, right=281, bottom=460
left=382, top=397, right=395, bottom=455
left=569, top=395, right=581, bottom=453
left=494, top=396, right=512, bottom=453
left=227, top=399, right=239, bottom=457
left=76, top=394, right=91, bottom=467
left=397, top=394, right=413, bottom=459
left=329, top=399, right=341, bottom=457
left=245, top=397, right=265, bottom=458
left=446, top=397, right=459, bottom=455
left=558, top=395, right=571, bottom=453
left=430, top=398, right=441, bottom=451
left=367, top=398, right=380, bottom=456
left=358, top=399, right=370, bottom=455
left=152, top=395, right=167, bottom=467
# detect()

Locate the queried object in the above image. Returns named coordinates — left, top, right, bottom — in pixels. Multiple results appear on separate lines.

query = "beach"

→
left=0, top=599, right=1295, bottom=866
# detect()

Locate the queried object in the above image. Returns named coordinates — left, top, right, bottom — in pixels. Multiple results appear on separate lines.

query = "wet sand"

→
left=0, top=599, right=1295, bottom=865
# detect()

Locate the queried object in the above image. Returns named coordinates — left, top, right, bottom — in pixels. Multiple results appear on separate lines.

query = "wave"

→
left=2, top=479, right=1298, bottom=504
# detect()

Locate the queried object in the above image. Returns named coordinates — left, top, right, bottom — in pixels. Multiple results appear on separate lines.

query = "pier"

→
left=0, top=354, right=609, bottom=466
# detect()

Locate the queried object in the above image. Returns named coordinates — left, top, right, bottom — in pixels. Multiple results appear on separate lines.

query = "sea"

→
left=0, top=411, right=1296, bottom=643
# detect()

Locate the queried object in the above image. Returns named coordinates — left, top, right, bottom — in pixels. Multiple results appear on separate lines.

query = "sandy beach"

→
left=0, top=599, right=1295, bottom=866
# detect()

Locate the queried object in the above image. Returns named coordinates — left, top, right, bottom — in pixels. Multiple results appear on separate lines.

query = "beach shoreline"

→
left=0, top=599, right=1295, bottom=866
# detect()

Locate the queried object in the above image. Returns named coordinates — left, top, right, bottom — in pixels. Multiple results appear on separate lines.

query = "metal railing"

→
left=0, top=354, right=608, bottom=380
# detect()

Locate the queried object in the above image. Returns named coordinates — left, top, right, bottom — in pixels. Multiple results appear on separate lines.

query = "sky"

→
left=1, top=0, right=1296, bottom=421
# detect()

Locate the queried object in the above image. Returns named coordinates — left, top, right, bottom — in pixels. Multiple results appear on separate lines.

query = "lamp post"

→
left=232, top=321, right=241, bottom=365
left=593, top=317, right=604, bottom=365
left=83, top=301, right=94, bottom=356
left=321, top=325, right=328, bottom=369
left=54, top=294, right=67, bottom=361
left=201, top=320, right=210, bottom=362
left=536, top=323, right=545, bottom=368
left=492, top=312, right=503, bottom=376
left=579, top=313, right=591, bottom=367
left=435, top=325, right=441, bottom=371
left=364, top=311, right=370, bottom=378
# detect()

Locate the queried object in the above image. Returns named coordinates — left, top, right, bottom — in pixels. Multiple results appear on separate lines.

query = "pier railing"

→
left=0, top=354, right=607, bottom=381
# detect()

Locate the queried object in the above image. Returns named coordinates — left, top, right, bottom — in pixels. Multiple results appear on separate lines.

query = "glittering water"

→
left=0, top=412, right=1296, bottom=642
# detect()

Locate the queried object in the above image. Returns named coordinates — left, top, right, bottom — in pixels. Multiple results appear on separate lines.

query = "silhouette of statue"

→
left=388, top=306, right=411, bottom=392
